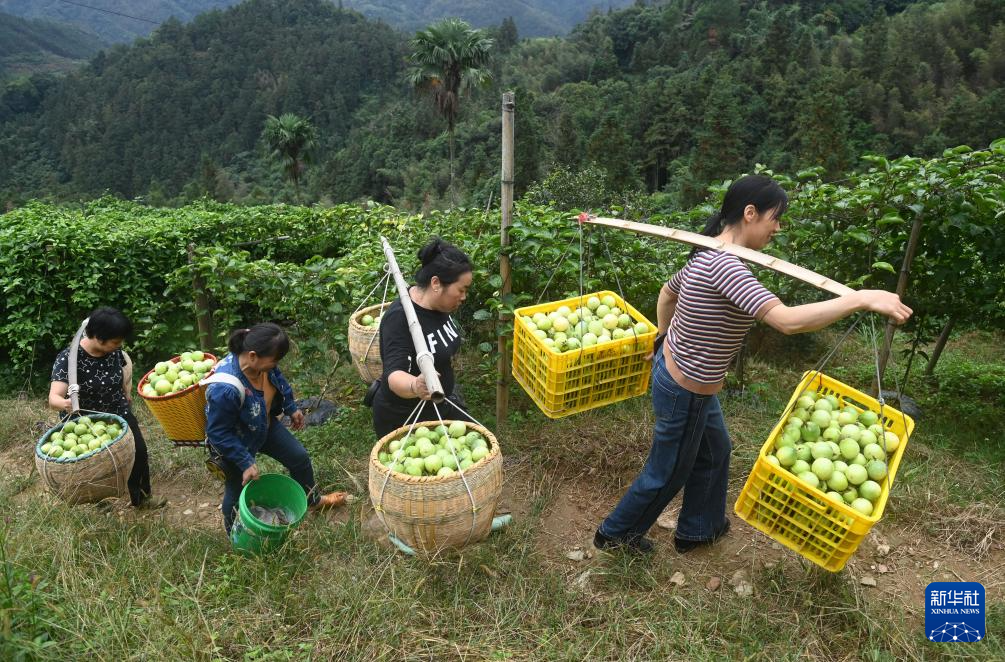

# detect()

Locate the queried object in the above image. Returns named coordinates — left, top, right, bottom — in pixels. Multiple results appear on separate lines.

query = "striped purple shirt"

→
left=666, top=250, right=780, bottom=385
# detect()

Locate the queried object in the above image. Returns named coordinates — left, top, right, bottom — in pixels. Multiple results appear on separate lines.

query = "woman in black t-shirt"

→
left=371, top=238, right=472, bottom=438
left=48, top=307, right=163, bottom=509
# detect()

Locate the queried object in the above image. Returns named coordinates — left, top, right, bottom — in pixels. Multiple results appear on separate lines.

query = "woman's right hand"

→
left=860, top=290, right=913, bottom=324
left=242, top=463, right=260, bottom=485
left=412, top=375, right=432, bottom=400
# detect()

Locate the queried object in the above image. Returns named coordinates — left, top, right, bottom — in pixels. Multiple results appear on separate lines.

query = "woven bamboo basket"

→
left=368, top=420, right=503, bottom=553
left=35, top=412, right=136, bottom=504
left=137, top=353, right=218, bottom=446
left=348, top=303, right=390, bottom=383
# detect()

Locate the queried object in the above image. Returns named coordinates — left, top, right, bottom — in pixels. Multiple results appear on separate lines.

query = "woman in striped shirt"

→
left=594, top=175, right=912, bottom=554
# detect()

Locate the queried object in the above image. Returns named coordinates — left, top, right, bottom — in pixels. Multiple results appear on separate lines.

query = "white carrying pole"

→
left=66, top=318, right=89, bottom=414
left=380, top=236, right=446, bottom=403
left=581, top=215, right=854, bottom=297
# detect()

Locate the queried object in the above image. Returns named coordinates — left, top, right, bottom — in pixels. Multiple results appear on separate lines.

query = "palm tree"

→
left=408, top=19, right=494, bottom=202
left=262, top=113, right=317, bottom=203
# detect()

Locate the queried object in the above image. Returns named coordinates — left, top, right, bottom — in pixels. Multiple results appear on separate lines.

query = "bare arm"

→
left=656, top=283, right=678, bottom=335
left=48, top=381, right=71, bottom=411
left=762, top=290, right=912, bottom=335
left=387, top=370, right=432, bottom=400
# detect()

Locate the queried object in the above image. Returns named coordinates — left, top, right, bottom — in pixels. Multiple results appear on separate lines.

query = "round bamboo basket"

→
left=349, top=303, right=390, bottom=383
left=136, top=353, right=218, bottom=445
left=368, top=420, right=503, bottom=554
left=35, top=412, right=136, bottom=504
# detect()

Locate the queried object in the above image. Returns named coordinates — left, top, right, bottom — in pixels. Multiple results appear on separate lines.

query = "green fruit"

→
left=859, top=480, right=882, bottom=502
left=423, top=454, right=443, bottom=474
left=40, top=443, right=53, bottom=454
left=448, top=421, right=467, bottom=438
left=846, top=464, right=868, bottom=486
left=839, top=438, right=859, bottom=460
left=798, top=471, right=821, bottom=489
left=470, top=447, right=488, bottom=463
left=866, top=460, right=888, bottom=481
left=859, top=410, right=879, bottom=427
left=840, top=425, right=861, bottom=442
left=794, top=444, right=812, bottom=462
left=811, top=458, right=834, bottom=481
left=775, top=446, right=796, bottom=467
left=765, top=455, right=780, bottom=467
left=842, top=487, right=858, bottom=504
left=810, top=410, right=832, bottom=428
left=826, top=471, right=849, bottom=492
left=850, top=498, right=874, bottom=515
left=436, top=467, right=455, bottom=477
left=801, top=422, right=821, bottom=443
left=862, top=443, right=887, bottom=462
left=812, top=398, right=834, bottom=413
left=791, top=459, right=811, bottom=475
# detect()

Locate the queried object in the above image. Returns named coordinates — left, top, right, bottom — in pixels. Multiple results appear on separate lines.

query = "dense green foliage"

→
left=2, top=141, right=1001, bottom=395
left=1, top=0, right=1003, bottom=210
left=0, top=11, right=106, bottom=81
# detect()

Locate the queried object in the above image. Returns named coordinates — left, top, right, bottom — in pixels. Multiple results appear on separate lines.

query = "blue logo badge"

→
left=925, top=582, right=985, bottom=643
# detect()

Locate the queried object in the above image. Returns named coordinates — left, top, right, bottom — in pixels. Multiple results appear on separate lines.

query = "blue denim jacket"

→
left=204, top=353, right=299, bottom=471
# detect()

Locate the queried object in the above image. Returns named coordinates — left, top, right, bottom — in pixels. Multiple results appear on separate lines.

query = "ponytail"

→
left=227, top=323, right=290, bottom=360
left=689, top=212, right=725, bottom=258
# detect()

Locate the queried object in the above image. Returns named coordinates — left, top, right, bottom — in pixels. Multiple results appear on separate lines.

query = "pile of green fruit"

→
left=359, top=313, right=381, bottom=328
left=40, top=416, right=125, bottom=461
left=520, top=294, right=651, bottom=354
left=140, top=351, right=217, bottom=397
left=378, top=421, right=491, bottom=478
left=764, top=389, right=901, bottom=516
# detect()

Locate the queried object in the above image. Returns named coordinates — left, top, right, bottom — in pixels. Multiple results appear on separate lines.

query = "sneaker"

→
left=309, top=492, right=349, bottom=511
left=593, top=529, right=654, bottom=555
left=674, top=518, right=731, bottom=554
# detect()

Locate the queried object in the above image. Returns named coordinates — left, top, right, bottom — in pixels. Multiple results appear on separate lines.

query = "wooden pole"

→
left=874, top=213, right=923, bottom=393
left=582, top=216, right=854, bottom=297
left=187, top=243, right=214, bottom=351
left=925, top=314, right=956, bottom=376
left=380, top=236, right=445, bottom=403
left=497, top=92, right=515, bottom=428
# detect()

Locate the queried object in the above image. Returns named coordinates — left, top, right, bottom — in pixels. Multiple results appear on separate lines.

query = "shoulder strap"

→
left=201, top=372, right=246, bottom=408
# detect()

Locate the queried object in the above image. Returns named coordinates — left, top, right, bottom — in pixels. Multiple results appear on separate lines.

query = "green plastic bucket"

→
left=230, top=473, right=309, bottom=555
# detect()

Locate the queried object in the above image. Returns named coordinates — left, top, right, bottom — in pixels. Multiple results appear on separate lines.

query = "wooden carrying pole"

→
left=497, top=92, right=515, bottom=427
left=380, top=236, right=445, bottom=403
left=581, top=216, right=854, bottom=297
left=187, top=243, right=214, bottom=351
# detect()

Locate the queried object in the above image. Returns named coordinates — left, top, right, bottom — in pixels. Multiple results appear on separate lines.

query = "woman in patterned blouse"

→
left=49, top=307, right=164, bottom=508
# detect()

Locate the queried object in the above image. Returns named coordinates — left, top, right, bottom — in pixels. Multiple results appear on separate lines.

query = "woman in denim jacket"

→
left=205, top=323, right=346, bottom=533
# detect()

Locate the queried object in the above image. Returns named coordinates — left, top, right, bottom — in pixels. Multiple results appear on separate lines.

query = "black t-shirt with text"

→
left=372, top=295, right=462, bottom=434
left=51, top=344, right=130, bottom=417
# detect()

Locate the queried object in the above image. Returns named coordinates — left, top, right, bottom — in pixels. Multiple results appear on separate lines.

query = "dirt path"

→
left=5, top=438, right=1001, bottom=620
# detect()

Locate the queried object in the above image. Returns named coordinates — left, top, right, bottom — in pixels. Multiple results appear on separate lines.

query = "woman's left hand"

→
left=289, top=410, right=306, bottom=430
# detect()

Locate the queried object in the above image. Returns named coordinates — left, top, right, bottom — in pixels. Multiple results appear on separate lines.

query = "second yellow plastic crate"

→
left=512, top=291, right=656, bottom=418
left=734, top=370, right=915, bottom=572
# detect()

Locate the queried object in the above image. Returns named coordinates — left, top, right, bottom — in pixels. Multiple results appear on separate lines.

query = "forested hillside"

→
left=0, top=0, right=238, bottom=43
left=1, top=0, right=1003, bottom=209
left=0, top=0, right=633, bottom=42
left=0, top=12, right=106, bottom=80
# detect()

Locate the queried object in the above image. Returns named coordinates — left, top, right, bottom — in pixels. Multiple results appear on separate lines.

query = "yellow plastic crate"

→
left=734, top=371, right=915, bottom=572
left=512, top=290, right=656, bottom=418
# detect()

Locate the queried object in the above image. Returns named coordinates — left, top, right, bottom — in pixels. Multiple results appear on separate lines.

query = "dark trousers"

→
left=213, top=422, right=319, bottom=534
left=123, top=410, right=151, bottom=506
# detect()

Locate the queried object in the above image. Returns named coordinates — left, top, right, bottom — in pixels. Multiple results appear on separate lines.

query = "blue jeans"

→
left=215, top=422, right=319, bottom=534
left=598, top=351, right=732, bottom=542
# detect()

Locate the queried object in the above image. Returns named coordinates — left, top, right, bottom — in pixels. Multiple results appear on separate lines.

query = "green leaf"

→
left=472, top=309, right=492, bottom=321
left=477, top=342, right=493, bottom=353
left=872, top=261, right=896, bottom=274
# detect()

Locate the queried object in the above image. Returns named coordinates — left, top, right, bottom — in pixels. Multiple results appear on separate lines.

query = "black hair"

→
left=690, top=174, right=789, bottom=257
left=84, top=307, right=133, bottom=341
left=227, top=323, right=290, bottom=360
left=414, top=237, right=472, bottom=288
